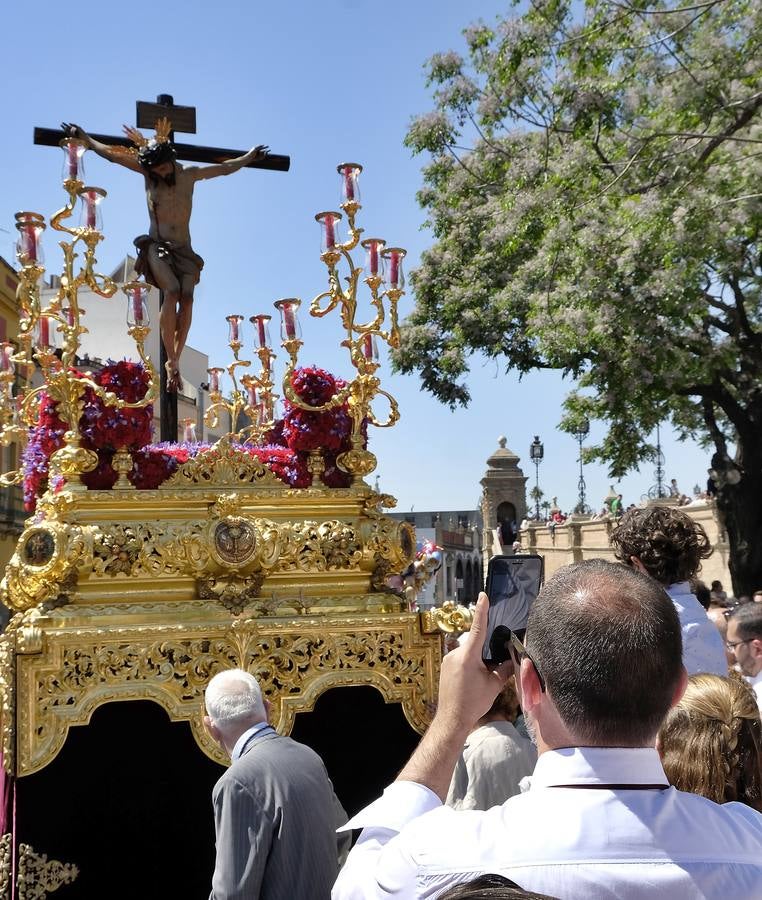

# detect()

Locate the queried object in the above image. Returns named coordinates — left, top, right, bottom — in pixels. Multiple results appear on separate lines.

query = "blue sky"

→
left=1, top=0, right=711, bottom=513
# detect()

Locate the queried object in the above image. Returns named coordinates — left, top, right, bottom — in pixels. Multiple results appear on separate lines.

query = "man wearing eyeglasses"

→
left=332, top=559, right=762, bottom=900
left=727, top=604, right=762, bottom=712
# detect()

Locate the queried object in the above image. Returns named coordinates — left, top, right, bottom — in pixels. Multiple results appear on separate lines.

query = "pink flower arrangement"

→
left=22, top=364, right=364, bottom=510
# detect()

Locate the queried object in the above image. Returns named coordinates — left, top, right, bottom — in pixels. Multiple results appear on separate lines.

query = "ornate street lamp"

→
left=646, top=422, right=669, bottom=500
left=573, top=417, right=590, bottom=515
left=529, top=435, right=544, bottom=520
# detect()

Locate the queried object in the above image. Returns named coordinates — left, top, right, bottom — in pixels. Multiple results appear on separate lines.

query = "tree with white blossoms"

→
left=396, top=0, right=762, bottom=594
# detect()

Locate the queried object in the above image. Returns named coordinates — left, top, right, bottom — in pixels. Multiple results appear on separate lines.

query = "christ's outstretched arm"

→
left=61, top=123, right=144, bottom=174
left=189, top=145, right=269, bottom=181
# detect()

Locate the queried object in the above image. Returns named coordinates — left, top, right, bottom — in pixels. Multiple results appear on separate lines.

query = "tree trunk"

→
left=713, top=441, right=762, bottom=598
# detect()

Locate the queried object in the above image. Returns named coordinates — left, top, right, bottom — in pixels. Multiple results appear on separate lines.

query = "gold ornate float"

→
left=0, top=152, right=443, bottom=896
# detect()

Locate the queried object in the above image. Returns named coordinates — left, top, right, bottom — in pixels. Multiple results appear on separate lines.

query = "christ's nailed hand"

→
left=61, top=122, right=81, bottom=139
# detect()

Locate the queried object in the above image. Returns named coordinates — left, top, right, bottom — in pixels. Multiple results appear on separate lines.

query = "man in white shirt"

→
left=610, top=505, right=727, bottom=675
left=332, top=559, right=762, bottom=900
left=726, top=603, right=762, bottom=711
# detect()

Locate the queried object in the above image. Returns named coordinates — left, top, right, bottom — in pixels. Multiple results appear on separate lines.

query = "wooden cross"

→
left=34, top=93, right=290, bottom=442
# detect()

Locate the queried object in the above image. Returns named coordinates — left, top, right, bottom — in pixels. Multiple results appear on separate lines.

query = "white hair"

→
left=204, top=669, right=266, bottom=732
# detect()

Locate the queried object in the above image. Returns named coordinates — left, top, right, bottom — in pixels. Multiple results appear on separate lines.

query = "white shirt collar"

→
left=530, top=746, right=668, bottom=789
left=231, top=721, right=272, bottom=762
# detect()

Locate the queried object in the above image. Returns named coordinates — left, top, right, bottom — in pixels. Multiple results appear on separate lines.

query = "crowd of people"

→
left=203, top=505, right=762, bottom=899
left=521, top=474, right=720, bottom=527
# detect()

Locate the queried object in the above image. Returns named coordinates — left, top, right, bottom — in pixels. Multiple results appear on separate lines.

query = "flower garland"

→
left=22, top=364, right=364, bottom=510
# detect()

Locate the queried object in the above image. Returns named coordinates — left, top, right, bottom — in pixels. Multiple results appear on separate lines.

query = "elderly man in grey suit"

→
left=204, top=669, right=349, bottom=899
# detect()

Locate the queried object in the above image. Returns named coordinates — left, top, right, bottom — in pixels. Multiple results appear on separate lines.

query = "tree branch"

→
left=698, top=94, right=762, bottom=163
left=726, top=273, right=762, bottom=348
left=701, top=395, right=728, bottom=458
left=603, top=0, right=725, bottom=15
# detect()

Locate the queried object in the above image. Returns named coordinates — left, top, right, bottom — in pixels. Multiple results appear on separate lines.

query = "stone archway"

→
left=497, top=501, right=517, bottom=546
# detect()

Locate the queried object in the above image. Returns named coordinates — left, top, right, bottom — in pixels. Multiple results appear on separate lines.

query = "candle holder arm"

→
left=281, top=368, right=352, bottom=414
left=366, top=389, right=401, bottom=429
left=309, top=287, right=341, bottom=318
left=50, top=186, right=82, bottom=237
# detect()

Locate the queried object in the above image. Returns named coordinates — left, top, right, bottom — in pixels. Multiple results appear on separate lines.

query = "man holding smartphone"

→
left=333, top=559, right=762, bottom=899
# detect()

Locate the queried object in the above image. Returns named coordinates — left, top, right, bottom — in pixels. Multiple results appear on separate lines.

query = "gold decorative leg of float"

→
left=0, top=834, right=12, bottom=900
left=17, top=844, right=78, bottom=900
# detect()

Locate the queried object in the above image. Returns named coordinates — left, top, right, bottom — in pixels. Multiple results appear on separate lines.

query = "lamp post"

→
left=573, top=417, right=590, bottom=516
left=529, top=435, right=544, bottom=520
left=645, top=422, right=669, bottom=500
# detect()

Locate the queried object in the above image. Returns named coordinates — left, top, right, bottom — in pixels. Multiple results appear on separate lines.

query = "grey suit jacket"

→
left=209, top=731, right=348, bottom=900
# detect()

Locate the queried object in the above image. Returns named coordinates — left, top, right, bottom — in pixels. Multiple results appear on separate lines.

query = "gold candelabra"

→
left=0, top=137, right=158, bottom=488
left=204, top=164, right=405, bottom=485
left=207, top=163, right=405, bottom=484
left=280, top=163, right=404, bottom=483
left=204, top=314, right=278, bottom=445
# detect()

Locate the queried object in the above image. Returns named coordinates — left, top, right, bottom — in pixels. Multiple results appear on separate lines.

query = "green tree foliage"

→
left=397, top=0, right=762, bottom=592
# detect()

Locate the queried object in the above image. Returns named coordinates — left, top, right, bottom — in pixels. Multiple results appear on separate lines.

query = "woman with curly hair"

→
left=658, top=673, right=762, bottom=810
left=610, top=506, right=727, bottom=674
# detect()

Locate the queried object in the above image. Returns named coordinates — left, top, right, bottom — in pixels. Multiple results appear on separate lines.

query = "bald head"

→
left=526, top=559, right=683, bottom=746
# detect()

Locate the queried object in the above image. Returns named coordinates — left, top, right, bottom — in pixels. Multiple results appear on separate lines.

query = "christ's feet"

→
left=165, top=360, right=182, bottom=393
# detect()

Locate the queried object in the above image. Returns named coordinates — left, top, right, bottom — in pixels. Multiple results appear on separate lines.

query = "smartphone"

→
left=482, top=554, right=544, bottom=665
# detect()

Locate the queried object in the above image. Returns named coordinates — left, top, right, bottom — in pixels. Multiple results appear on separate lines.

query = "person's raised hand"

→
left=434, top=592, right=511, bottom=734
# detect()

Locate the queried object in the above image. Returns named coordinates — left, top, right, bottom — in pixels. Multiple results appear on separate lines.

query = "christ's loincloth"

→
left=133, top=235, right=204, bottom=290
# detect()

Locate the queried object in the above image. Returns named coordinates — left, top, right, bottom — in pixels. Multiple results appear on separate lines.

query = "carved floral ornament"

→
left=0, top=481, right=415, bottom=615
left=11, top=613, right=438, bottom=776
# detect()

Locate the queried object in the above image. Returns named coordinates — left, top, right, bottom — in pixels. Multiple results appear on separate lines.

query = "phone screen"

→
left=482, top=555, right=544, bottom=664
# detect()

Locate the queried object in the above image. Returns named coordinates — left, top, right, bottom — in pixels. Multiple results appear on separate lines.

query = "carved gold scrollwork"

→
left=1, top=522, right=92, bottom=613
left=0, top=833, right=11, bottom=900
left=197, top=573, right=267, bottom=615
left=420, top=601, right=474, bottom=635
left=17, top=843, right=78, bottom=900
left=93, top=524, right=142, bottom=576
left=361, top=516, right=415, bottom=579
left=17, top=614, right=439, bottom=775
left=164, top=446, right=285, bottom=488
left=0, top=638, right=15, bottom=774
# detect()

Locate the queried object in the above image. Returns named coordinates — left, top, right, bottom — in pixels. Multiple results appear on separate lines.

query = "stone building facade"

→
left=387, top=509, right=483, bottom=607
left=480, top=436, right=528, bottom=574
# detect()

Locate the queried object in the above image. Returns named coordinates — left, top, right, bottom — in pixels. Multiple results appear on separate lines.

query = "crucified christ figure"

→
left=63, top=120, right=268, bottom=391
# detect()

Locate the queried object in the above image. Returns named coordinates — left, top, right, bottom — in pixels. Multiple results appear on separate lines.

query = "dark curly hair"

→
left=610, top=506, right=712, bottom=585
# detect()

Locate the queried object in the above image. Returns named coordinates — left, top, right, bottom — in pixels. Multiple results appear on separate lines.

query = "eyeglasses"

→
left=506, top=629, right=547, bottom=693
left=726, top=637, right=753, bottom=651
